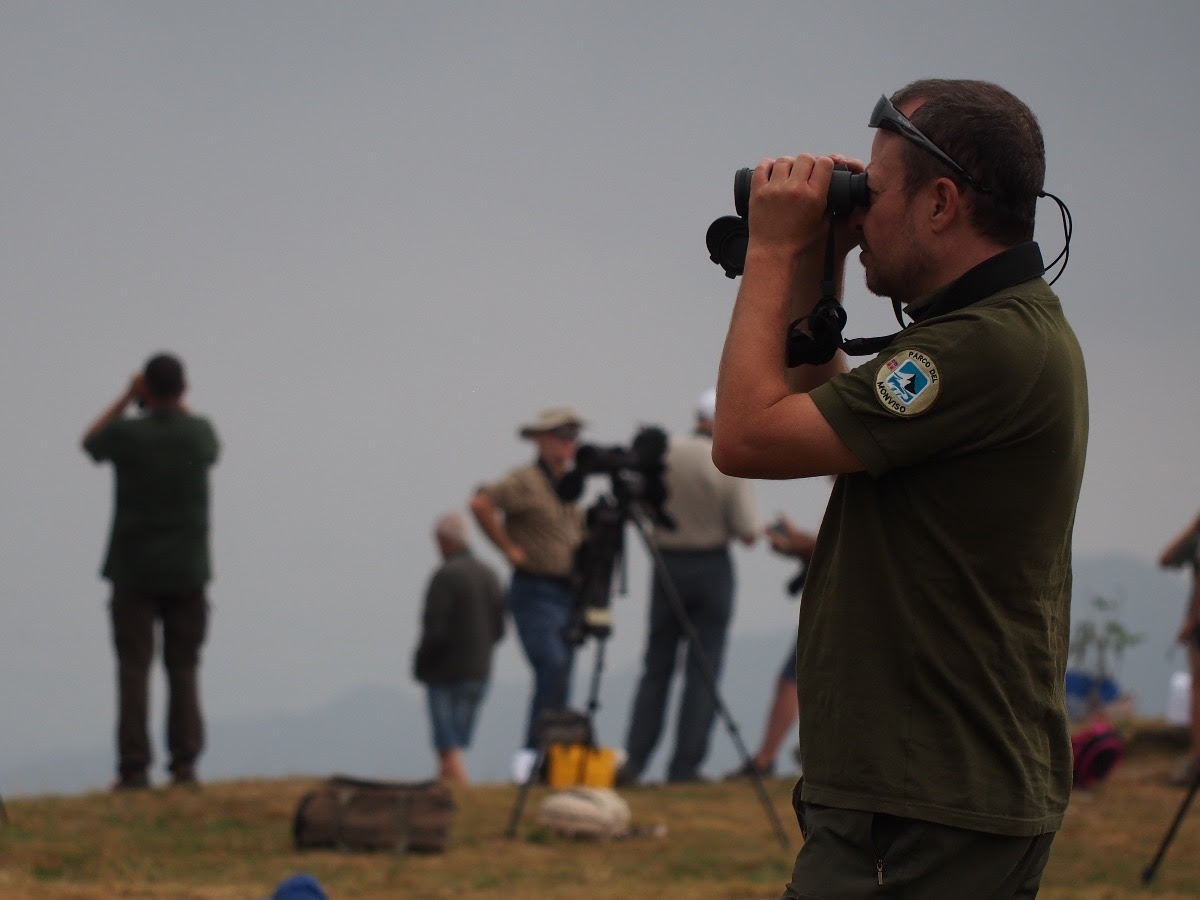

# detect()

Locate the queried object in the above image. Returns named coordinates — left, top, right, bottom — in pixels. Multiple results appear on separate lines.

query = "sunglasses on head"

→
left=869, top=94, right=990, bottom=194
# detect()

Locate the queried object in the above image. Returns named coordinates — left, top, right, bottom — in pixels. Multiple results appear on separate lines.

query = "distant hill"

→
left=2, top=553, right=1190, bottom=799
left=0, top=631, right=790, bottom=798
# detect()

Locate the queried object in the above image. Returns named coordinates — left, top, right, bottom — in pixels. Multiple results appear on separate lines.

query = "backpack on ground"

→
left=1071, top=720, right=1124, bottom=789
left=292, top=775, right=456, bottom=853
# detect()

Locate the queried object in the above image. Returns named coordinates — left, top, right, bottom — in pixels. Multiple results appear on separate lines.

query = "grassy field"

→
left=2, top=737, right=1200, bottom=899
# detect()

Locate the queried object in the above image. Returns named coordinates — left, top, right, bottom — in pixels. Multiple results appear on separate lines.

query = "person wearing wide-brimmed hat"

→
left=470, top=405, right=586, bottom=756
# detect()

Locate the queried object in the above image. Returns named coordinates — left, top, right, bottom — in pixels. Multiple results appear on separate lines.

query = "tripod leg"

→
left=631, top=513, right=791, bottom=850
left=1141, top=765, right=1200, bottom=884
left=506, top=639, right=608, bottom=837
left=573, top=640, right=607, bottom=786
left=505, top=745, right=546, bottom=838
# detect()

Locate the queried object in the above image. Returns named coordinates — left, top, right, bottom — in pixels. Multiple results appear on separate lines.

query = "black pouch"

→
left=534, top=708, right=594, bottom=747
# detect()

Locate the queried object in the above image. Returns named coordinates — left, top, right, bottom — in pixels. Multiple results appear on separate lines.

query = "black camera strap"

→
left=787, top=240, right=1047, bottom=366
left=784, top=225, right=849, bottom=366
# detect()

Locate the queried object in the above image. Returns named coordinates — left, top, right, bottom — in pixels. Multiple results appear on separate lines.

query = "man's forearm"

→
left=1160, top=513, right=1200, bottom=567
left=783, top=252, right=850, bottom=395
left=469, top=493, right=519, bottom=561
left=473, top=508, right=509, bottom=554
left=718, top=246, right=802, bottom=410
left=717, top=246, right=844, bottom=420
left=82, top=389, right=135, bottom=445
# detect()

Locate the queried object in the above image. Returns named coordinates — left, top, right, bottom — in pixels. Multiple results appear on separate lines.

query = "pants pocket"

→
left=791, top=776, right=808, bottom=838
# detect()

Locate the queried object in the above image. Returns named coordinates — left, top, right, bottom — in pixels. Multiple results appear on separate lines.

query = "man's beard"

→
left=860, top=220, right=932, bottom=307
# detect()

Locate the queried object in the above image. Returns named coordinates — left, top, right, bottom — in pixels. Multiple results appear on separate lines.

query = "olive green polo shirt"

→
left=800, top=277, right=1088, bottom=836
left=85, top=409, right=220, bottom=591
left=479, top=462, right=582, bottom=578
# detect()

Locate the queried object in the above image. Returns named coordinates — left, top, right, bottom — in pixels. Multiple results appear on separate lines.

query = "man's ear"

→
left=928, top=177, right=962, bottom=234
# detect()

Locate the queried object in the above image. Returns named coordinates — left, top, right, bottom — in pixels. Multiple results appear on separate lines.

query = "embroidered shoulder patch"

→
left=874, top=349, right=940, bottom=416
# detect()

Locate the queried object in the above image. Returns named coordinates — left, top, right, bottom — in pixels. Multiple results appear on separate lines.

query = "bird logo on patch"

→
left=886, top=364, right=926, bottom=403
left=874, top=350, right=940, bottom=416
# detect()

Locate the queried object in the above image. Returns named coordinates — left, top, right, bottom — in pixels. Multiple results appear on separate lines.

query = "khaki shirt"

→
left=479, top=462, right=582, bottom=578
left=652, top=433, right=759, bottom=551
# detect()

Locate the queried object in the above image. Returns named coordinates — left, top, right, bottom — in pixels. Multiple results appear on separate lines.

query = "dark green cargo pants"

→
left=782, top=797, right=1055, bottom=899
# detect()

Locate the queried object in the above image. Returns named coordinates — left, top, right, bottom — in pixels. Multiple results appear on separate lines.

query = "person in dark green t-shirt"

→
left=713, top=80, right=1087, bottom=898
left=83, top=353, right=219, bottom=790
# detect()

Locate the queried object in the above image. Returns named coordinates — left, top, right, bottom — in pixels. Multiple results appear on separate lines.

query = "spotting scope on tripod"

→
left=505, top=425, right=790, bottom=849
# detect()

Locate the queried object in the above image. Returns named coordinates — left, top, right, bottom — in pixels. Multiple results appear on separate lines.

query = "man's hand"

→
left=712, top=154, right=865, bottom=481
left=765, top=513, right=818, bottom=560
left=1177, top=617, right=1200, bottom=648
left=747, top=154, right=838, bottom=258
left=469, top=490, right=528, bottom=571
left=82, top=371, right=144, bottom=447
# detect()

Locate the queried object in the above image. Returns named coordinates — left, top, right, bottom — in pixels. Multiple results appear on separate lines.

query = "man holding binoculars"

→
left=713, top=79, right=1088, bottom=897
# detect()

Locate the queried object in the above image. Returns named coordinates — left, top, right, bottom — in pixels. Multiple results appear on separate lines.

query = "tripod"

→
left=505, top=486, right=638, bottom=838
left=1141, top=763, right=1200, bottom=884
left=503, top=625, right=612, bottom=838
left=627, top=508, right=790, bottom=850
left=505, top=480, right=790, bottom=849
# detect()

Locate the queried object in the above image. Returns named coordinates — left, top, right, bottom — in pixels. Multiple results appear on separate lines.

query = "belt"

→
left=513, top=570, right=572, bottom=587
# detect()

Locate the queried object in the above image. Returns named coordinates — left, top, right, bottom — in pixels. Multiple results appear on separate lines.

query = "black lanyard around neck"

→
left=787, top=240, right=1047, bottom=366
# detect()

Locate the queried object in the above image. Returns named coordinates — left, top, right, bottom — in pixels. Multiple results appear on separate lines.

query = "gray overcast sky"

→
left=3, top=2, right=1199, bottom=773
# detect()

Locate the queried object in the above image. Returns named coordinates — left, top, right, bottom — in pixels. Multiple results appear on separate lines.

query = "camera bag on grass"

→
left=537, top=786, right=631, bottom=840
left=292, top=775, right=456, bottom=853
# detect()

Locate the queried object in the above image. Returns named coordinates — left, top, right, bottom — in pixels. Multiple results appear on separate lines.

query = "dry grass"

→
left=2, top=739, right=1200, bottom=899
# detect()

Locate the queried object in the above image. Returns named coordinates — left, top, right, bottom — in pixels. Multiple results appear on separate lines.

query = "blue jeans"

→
left=425, top=680, right=487, bottom=752
left=509, top=572, right=576, bottom=748
left=624, top=548, right=734, bottom=781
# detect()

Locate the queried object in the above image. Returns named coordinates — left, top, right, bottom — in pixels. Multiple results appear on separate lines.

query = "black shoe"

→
left=723, top=759, right=774, bottom=781
left=170, top=763, right=198, bottom=786
left=666, top=772, right=711, bottom=784
left=1167, top=754, right=1198, bottom=787
left=112, top=772, right=149, bottom=792
left=614, top=763, right=640, bottom=788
